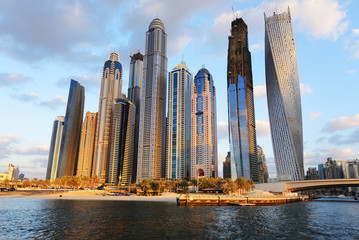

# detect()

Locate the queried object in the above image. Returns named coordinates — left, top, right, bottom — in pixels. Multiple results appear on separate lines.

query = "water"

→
left=1, top=199, right=359, bottom=239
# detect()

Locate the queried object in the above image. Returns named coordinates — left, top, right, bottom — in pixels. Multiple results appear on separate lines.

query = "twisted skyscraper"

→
left=227, top=18, right=259, bottom=182
left=93, top=52, right=123, bottom=181
left=137, top=18, right=167, bottom=181
left=265, top=8, right=304, bottom=181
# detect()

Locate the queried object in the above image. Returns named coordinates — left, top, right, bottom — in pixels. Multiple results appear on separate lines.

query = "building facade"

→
left=227, top=18, right=259, bottom=181
left=265, top=8, right=304, bottom=181
left=93, top=51, right=123, bottom=181
left=57, top=79, right=84, bottom=177
left=190, top=68, right=218, bottom=178
left=166, top=61, right=192, bottom=179
left=76, top=112, right=97, bottom=178
left=223, top=152, right=231, bottom=179
left=137, top=18, right=167, bottom=182
left=127, top=51, right=143, bottom=183
left=46, top=116, right=65, bottom=181
left=306, top=167, right=320, bottom=180
left=0, top=164, right=14, bottom=182
left=108, top=98, right=136, bottom=184
left=257, top=145, right=269, bottom=183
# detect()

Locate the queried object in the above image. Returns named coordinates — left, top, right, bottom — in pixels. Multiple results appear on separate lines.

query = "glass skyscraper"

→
left=57, top=79, right=85, bottom=177
left=108, top=98, right=136, bottom=184
left=227, top=18, right=259, bottom=182
left=127, top=51, right=143, bottom=183
left=46, top=116, right=65, bottom=181
left=137, top=18, right=167, bottom=182
left=190, top=68, right=217, bottom=178
left=76, top=112, right=97, bottom=178
left=265, top=8, right=304, bottom=181
left=93, top=51, right=123, bottom=181
left=166, top=61, right=192, bottom=179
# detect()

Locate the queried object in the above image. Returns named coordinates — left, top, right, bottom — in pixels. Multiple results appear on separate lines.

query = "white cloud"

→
left=256, top=120, right=271, bottom=137
left=0, top=73, right=31, bottom=87
left=304, top=147, right=357, bottom=165
left=300, top=83, right=313, bottom=95
left=39, top=95, right=67, bottom=108
left=254, top=84, right=266, bottom=99
left=352, top=29, right=359, bottom=36
left=309, top=112, right=321, bottom=120
left=217, top=121, right=228, bottom=140
left=324, top=113, right=359, bottom=132
left=13, top=92, right=38, bottom=102
left=57, top=73, right=101, bottom=90
left=346, top=69, right=357, bottom=74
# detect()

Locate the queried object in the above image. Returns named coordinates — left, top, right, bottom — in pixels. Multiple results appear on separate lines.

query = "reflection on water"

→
left=0, top=199, right=359, bottom=239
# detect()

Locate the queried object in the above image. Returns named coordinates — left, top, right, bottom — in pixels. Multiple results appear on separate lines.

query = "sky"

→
left=0, top=0, right=358, bottom=179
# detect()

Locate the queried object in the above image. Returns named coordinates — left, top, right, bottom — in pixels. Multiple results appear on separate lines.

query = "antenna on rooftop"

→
left=232, top=7, right=236, bottom=20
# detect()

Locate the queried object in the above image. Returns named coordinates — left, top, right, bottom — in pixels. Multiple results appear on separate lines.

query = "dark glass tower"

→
left=57, top=79, right=85, bottom=177
left=227, top=18, right=259, bottom=182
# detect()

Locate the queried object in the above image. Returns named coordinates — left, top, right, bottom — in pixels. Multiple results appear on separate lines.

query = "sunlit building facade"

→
left=137, top=18, right=167, bottom=182
left=190, top=68, right=218, bottom=178
left=93, top=51, right=123, bottom=181
left=227, top=18, right=259, bottom=182
left=57, top=79, right=84, bottom=177
left=46, top=116, right=65, bottom=181
left=127, top=51, right=143, bottom=182
left=257, top=145, right=269, bottom=183
left=265, top=8, right=304, bottom=181
left=166, top=61, right=192, bottom=179
left=108, top=98, right=136, bottom=184
left=76, top=112, right=97, bottom=178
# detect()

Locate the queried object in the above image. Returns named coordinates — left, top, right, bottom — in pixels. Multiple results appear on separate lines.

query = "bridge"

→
left=255, top=179, right=359, bottom=193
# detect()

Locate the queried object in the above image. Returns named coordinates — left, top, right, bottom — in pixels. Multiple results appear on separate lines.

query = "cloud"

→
left=0, top=73, right=31, bottom=88
left=350, top=40, right=359, bottom=59
left=14, top=145, right=49, bottom=156
left=323, top=113, right=359, bottom=132
left=304, top=147, right=357, bottom=165
left=39, top=95, right=67, bottom=108
left=254, top=85, right=266, bottom=99
left=217, top=121, right=228, bottom=140
left=300, top=83, right=313, bottom=95
left=256, top=120, right=271, bottom=137
left=346, top=69, right=357, bottom=74
left=249, top=41, right=264, bottom=52
left=328, top=128, right=359, bottom=145
left=57, top=74, right=101, bottom=90
left=352, top=29, right=359, bottom=36
left=309, top=112, right=321, bottom=120
left=13, top=92, right=38, bottom=102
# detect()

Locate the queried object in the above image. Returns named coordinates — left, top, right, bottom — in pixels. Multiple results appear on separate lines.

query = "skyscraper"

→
left=46, top=116, right=65, bottom=181
left=93, top=51, right=123, bottom=181
left=265, top=8, right=304, bottom=181
left=190, top=68, right=218, bottom=178
left=57, top=80, right=84, bottom=177
left=76, top=112, right=97, bottom=178
left=223, top=152, right=231, bottom=179
left=137, top=18, right=167, bottom=182
left=108, top=98, right=136, bottom=184
left=257, top=145, right=269, bottom=183
left=127, top=51, right=143, bottom=182
left=166, top=61, right=192, bottom=179
left=227, top=18, right=259, bottom=182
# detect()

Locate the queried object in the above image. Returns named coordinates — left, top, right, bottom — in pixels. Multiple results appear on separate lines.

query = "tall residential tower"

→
left=93, top=52, right=123, bottom=181
left=227, top=18, right=259, bottom=182
left=190, top=68, right=218, bottom=178
left=265, top=8, right=304, bottom=181
left=166, top=61, right=192, bottom=179
left=137, top=18, right=168, bottom=182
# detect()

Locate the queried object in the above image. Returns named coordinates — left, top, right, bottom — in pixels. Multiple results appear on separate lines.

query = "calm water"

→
left=1, top=199, right=359, bottom=239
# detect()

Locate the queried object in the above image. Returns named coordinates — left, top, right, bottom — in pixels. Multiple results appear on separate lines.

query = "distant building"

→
left=137, top=18, right=168, bottom=182
left=265, top=8, right=304, bottom=181
left=190, top=68, right=218, bottom=178
left=166, top=61, right=192, bottom=179
left=320, top=158, right=343, bottom=179
left=108, top=98, right=136, bottom=184
left=223, top=152, right=231, bottom=179
left=57, top=80, right=85, bottom=178
left=12, top=166, right=19, bottom=180
left=257, top=146, right=269, bottom=183
left=306, top=167, right=320, bottom=180
left=127, top=51, right=143, bottom=183
left=93, top=51, right=123, bottom=182
left=76, top=112, right=98, bottom=178
left=19, top=173, right=25, bottom=180
left=0, top=164, right=14, bottom=182
left=318, top=164, right=324, bottom=179
left=344, top=160, right=359, bottom=179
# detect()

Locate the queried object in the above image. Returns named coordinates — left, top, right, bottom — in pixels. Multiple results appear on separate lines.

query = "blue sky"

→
left=0, top=0, right=358, bottom=179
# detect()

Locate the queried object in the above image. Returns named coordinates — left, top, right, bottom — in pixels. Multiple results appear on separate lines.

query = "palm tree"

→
left=90, top=175, right=100, bottom=189
left=157, top=179, right=166, bottom=193
left=140, top=179, right=150, bottom=195
left=70, top=176, right=82, bottom=189
left=81, top=176, right=90, bottom=188
left=53, top=178, right=62, bottom=189
left=22, top=179, right=31, bottom=188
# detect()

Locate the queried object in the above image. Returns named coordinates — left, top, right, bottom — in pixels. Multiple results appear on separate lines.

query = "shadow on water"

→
left=0, top=199, right=359, bottom=239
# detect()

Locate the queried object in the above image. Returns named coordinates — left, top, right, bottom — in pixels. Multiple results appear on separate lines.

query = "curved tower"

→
left=264, top=8, right=304, bottom=181
left=190, top=68, right=217, bottom=178
left=227, top=18, right=259, bottom=181
left=137, top=18, right=167, bottom=182
left=93, top=51, right=123, bottom=181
